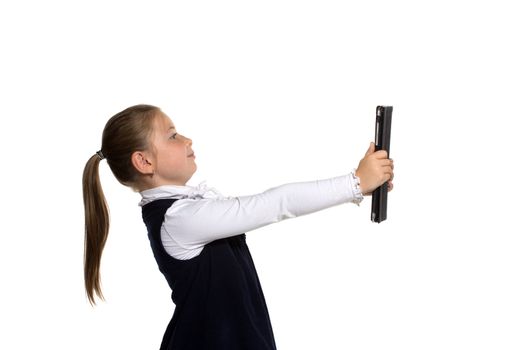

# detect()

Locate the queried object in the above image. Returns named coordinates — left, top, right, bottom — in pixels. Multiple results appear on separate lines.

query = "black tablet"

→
left=371, top=105, right=393, bottom=223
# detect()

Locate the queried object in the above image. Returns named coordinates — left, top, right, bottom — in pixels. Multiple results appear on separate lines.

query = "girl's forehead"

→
left=154, top=112, right=176, bottom=131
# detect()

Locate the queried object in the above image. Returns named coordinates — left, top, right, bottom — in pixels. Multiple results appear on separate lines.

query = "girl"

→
left=82, top=104, right=394, bottom=350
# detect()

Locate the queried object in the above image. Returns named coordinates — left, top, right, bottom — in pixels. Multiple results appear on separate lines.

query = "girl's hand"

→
left=355, top=142, right=394, bottom=196
left=364, top=180, right=394, bottom=196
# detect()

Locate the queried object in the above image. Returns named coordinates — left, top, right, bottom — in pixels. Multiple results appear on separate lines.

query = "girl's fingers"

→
left=373, top=150, right=389, bottom=159
left=380, top=159, right=394, bottom=169
left=380, top=159, right=394, bottom=180
left=382, top=166, right=394, bottom=180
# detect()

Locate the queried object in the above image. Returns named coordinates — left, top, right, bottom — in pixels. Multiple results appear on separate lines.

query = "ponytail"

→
left=82, top=153, right=110, bottom=305
left=82, top=104, right=159, bottom=306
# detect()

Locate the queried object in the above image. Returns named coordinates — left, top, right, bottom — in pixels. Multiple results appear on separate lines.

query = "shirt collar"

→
left=138, top=180, right=227, bottom=207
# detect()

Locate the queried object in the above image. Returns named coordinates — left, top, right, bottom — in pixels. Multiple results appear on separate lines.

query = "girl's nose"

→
left=180, top=133, right=192, bottom=143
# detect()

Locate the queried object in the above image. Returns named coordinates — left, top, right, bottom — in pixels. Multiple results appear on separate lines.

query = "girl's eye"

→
left=171, top=133, right=178, bottom=139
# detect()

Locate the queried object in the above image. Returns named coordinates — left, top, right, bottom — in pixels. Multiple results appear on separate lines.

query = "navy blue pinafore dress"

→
left=142, top=198, right=277, bottom=350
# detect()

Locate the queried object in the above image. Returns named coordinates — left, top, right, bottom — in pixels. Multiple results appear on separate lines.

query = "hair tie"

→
left=96, top=150, right=105, bottom=160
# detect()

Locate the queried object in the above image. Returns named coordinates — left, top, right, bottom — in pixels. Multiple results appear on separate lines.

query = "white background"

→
left=1, top=0, right=524, bottom=349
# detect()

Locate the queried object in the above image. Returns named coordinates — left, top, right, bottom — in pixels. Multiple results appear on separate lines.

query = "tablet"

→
left=371, top=105, right=393, bottom=223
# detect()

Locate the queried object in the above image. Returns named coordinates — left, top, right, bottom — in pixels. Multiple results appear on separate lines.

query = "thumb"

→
left=365, top=142, right=375, bottom=156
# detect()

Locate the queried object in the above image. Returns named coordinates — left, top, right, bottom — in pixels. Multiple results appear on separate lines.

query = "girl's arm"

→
left=161, top=172, right=363, bottom=258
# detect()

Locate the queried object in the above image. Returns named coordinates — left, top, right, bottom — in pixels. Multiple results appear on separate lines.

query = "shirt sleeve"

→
left=161, top=171, right=364, bottom=257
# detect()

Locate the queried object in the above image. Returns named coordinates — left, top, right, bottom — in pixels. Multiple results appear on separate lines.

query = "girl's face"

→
left=148, top=111, right=197, bottom=186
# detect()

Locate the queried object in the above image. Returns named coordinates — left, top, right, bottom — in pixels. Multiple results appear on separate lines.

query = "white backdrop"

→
left=1, top=0, right=524, bottom=349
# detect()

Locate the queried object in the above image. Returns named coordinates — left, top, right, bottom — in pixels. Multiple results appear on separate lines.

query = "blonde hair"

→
left=82, top=104, right=159, bottom=305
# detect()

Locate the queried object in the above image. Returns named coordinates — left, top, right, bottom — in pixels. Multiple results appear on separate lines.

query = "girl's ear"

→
left=131, top=151, right=154, bottom=175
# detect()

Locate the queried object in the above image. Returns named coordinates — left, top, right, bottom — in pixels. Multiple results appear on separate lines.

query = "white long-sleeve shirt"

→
left=138, top=170, right=364, bottom=260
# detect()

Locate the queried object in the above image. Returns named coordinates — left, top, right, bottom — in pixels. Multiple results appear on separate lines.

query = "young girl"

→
left=82, top=104, right=394, bottom=350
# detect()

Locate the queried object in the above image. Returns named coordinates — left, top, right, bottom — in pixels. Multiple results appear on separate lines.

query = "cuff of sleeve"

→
left=349, top=168, right=364, bottom=206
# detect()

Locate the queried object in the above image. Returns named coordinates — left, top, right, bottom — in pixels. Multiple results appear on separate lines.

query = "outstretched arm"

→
left=162, top=172, right=364, bottom=251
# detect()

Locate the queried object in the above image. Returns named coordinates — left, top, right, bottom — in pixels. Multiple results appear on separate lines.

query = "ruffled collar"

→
left=138, top=180, right=228, bottom=206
